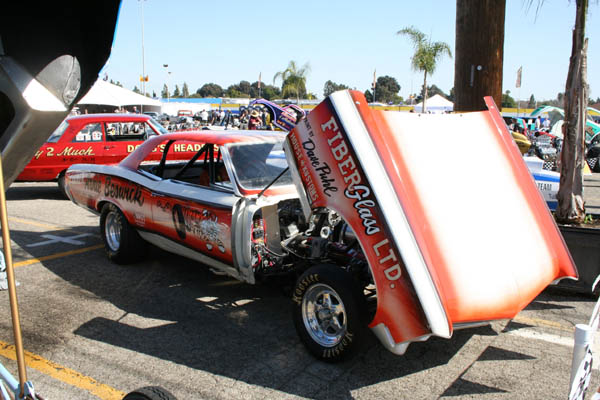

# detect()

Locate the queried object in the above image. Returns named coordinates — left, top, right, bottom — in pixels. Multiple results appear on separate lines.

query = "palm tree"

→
left=273, top=61, right=310, bottom=104
left=397, top=26, right=452, bottom=112
left=523, top=0, right=588, bottom=223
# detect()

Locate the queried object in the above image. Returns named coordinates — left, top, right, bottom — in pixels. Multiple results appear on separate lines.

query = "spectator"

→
left=248, top=110, right=261, bottom=130
left=200, top=109, right=209, bottom=125
left=543, top=118, right=551, bottom=130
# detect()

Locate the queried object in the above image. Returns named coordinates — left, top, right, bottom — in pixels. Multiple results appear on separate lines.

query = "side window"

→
left=138, top=140, right=230, bottom=188
left=73, top=123, right=102, bottom=143
left=143, top=122, right=156, bottom=138
left=47, top=120, right=69, bottom=143
left=105, top=122, right=149, bottom=141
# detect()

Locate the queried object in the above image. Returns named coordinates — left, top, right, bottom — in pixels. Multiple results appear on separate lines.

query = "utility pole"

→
left=454, top=0, right=506, bottom=111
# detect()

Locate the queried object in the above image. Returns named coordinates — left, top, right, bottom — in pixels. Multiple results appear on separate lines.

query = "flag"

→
left=258, top=72, right=261, bottom=89
left=516, top=66, right=522, bottom=88
left=372, top=69, right=377, bottom=89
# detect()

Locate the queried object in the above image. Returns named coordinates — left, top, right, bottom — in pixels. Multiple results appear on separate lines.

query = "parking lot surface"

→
left=0, top=180, right=597, bottom=399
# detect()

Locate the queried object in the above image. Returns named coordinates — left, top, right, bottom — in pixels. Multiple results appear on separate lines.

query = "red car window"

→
left=73, top=122, right=103, bottom=143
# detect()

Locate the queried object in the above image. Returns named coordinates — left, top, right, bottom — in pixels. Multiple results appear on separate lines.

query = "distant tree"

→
left=257, top=83, right=281, bottom=100
left=420, top=84, right=447, bottom=99
left=249, top=82, right=281, bottom=99
left=528, top=94, right=536, bottom=108
left=161, top=84, right=169, bottom=99
left=448, top=87, right=455, bottom=102
left=225, top=81, right=252, bottom=98
left=501, top=90, right=516, bottom=108
left=115, top=81, right=123, bottom=87
left=225, top=89, right=250, bottom=98
left=152, top=90, right=157, bottom=98
left=323, top=80, right=350, bottom=97
left=133, top=86, right=141, bottom=94
left=173, top=85, right=181, bottom=98
left=197, top=83, right=223, bottom=98
left=274, top=60, right=310, bottom=103
left=182, top=82, right=190, bottom=98
left=364, top=89, right=373, bottom=103
left=373, top=75, right=401, bottom=103
left=398, top=26, right=452, bottom=112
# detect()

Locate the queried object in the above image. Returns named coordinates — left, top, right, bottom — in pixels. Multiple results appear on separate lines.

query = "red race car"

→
left=16, top=113, right=172, bottom=196
left=66, top=91, right=576, bottom=362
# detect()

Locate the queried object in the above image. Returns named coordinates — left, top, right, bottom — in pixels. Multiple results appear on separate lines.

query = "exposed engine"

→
left=251, top=199, right=369, bottom=285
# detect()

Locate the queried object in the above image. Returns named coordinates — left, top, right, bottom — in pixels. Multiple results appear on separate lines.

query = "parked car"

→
left=65, top=91, right=576, bottom=363
left=16, top=113, right=171, bottom=196
left=143, top=111, right=159, bottom=119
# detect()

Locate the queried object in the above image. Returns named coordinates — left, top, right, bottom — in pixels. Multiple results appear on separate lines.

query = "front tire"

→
left=100, top=203, right=145, bottom=264
left=292, top=264, right=366, bottom=362
left=122, top=386, right=177, bottom=400
left=57, top=172, right=68, bottom=199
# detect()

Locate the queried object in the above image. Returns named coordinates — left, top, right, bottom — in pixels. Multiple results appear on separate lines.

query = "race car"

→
left=66, top=91, right=577, bottom=362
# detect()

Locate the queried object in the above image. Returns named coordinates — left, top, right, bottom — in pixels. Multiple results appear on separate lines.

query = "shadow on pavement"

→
left=15, top=240, right=495, bottom=399
left=7, top=184, right=65, bottom=201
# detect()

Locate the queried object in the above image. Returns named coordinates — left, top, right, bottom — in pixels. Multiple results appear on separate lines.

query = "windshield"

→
left=147, top=118, right=169, bottom=135
left=226, top=140, right=292, bottom=190
left=46, top=120, right=69, bottom=143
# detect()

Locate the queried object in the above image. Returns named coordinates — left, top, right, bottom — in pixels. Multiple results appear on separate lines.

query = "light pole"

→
left=163, top=64, right=170, bottom=103
left=138, top=0, right=146, bottom=113
left=139, top=0, right=146, bottom=96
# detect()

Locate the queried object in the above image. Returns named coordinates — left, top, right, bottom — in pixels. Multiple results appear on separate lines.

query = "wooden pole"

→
left=454, top=0, right=506, bottom=112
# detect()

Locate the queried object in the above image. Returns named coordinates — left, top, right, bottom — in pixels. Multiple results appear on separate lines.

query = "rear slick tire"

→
left=100, top=203, right=145, bottom=264
left=292, top=264, right=366, bottom=362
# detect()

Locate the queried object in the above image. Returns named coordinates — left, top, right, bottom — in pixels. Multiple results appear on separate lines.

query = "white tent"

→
left=78, top=79, right=161, bottom=110
left=413, top=94, right=453, bottom=113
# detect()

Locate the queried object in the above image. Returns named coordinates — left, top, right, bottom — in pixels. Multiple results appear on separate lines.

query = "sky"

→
left=102, top=0, right=600, bottom=102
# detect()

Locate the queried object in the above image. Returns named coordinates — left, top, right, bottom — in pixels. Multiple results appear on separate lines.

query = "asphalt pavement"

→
left=0, top=180, right=596, bottom=400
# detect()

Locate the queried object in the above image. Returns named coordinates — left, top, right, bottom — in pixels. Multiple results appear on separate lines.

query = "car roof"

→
left=67, top=113, right=151, bottom=123
left=147, top=130, right=285, bottom=146
left=120, top=130, right=287, bottom=169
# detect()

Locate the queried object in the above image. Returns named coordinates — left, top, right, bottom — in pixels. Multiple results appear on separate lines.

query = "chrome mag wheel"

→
left=104, top=209, right=122, bottom=252
left=302, top=283, right=347, bottom=347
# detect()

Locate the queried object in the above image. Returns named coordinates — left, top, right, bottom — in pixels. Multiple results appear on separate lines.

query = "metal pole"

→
left=0, top=155, right=27, bottom=397
left=140, top=0, right=146, bottom=113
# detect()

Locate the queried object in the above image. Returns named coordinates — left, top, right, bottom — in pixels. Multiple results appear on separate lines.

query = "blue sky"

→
left=103, top=0, right=600, bottom=102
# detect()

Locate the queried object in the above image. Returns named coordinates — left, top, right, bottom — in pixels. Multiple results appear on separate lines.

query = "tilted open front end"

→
left=285, top=90, right=578, bottom=354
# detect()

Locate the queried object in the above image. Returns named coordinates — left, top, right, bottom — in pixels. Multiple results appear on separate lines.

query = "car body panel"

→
left=285, top=90, right=578, bottom=353
left=66, top=131, right=298, bottom=284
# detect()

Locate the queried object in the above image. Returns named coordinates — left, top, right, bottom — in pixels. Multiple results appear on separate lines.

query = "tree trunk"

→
left=556, top=0, right=588, bottom=223
left=423, top=71, right=428, bottom=113
left=454, top=0, right=505, bottom=111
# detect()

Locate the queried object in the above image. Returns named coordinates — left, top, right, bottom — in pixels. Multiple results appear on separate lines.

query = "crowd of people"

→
left=157, top=106, right=275, bottom=132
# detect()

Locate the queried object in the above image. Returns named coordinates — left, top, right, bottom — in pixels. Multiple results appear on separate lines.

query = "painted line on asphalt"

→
left=8, top=217, right=66, bottom=231
left=512, top=315, right=574, bottom=332
left=0, top=341, right=125, bottom=399
left=14, top=244, right=104, bottom=268
left=8, top=217, right=99, bottom=237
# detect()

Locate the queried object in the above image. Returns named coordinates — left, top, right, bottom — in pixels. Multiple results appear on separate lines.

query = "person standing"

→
left=248, top=110, right=261, bottom=130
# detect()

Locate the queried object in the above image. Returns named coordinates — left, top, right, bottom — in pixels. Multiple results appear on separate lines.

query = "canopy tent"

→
left=413, top=94, right=453, bottom=113
left=78, top=79, right=161, bottom=112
